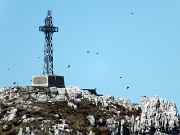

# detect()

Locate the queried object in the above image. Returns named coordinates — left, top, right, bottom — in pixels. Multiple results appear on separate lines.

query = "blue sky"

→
left=0, top=0, right=180, bottom=111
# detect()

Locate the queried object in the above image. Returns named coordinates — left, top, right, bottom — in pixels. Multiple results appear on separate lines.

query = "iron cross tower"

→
left=39, top=10, right=58, bottom=74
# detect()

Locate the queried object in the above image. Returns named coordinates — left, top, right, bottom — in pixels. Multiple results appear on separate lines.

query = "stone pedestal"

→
left=32, top=74, right=65, bottom=88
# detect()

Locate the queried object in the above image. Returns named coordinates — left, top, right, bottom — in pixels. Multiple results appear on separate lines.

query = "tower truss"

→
left=39, top=10, right=58, bottom=74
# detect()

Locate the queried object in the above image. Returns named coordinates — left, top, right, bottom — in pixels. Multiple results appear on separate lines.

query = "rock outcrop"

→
left=0, top=86, right=179, bottom=135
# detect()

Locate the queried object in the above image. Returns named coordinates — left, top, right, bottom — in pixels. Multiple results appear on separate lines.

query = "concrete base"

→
left=32, top=74, right=65, bottom=88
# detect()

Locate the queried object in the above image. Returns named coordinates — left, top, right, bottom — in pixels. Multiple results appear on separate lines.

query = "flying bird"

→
left=131, top=12, right=134, bottom=14
left=126, top=86, right=129, bottom=89
left=120, top=76, right=122, bottom=79
left=67, top=65, right=70, bottom=68
left=96, top=53, right=99, bottom=55
left=87, top=51, right=90, bottom=53
left=13, top=82, right=16, bottom=85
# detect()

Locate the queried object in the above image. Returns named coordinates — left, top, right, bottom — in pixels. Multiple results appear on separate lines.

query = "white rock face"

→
left=66, top=86, right=82, bottom=100
left=3, top=108, right=17, bottom=121
left=106, top=118, right=119, bottom=134
left=87, top=115, right=95, bottom=126
left=140, top=95, right=179, bottom=133
left=18, top=128, right=23, bottom=135
left=68, top=102, right=77, bottom=109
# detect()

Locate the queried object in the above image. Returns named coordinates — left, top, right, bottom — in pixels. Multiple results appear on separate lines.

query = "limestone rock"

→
left=0, top=86, right=179, bottom=134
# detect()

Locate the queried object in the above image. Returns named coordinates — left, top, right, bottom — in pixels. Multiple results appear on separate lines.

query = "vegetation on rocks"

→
left=0, top=86, right=179, bottom=135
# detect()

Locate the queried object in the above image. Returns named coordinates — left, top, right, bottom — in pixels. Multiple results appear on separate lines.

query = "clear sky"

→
left=0, top=0, right=180, bottom=111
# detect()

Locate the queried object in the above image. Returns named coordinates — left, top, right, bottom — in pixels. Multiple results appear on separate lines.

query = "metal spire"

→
left=39, top=10, right=58, bottom=74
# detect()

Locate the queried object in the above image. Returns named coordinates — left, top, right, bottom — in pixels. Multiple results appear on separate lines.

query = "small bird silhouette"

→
left=131, top=12, right=134, bottom=14
left=96, top=53, right=99, bottom=55
left=87, top=51, right=90, bottom=53
left=67, top=65, right=70, bottom=68
left=8, top=69, right=10, bottom=70
left=126, top=86, right=129, bottom=89
left=13, top=82, right=16, bottom=85
left=120, top=76, right=122, bottom=79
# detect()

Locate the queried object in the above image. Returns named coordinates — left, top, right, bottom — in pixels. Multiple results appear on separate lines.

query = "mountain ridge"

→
left=0, top=86, right=179, bottom=135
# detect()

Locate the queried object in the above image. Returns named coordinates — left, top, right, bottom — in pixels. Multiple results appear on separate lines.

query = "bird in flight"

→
left=87, top=51, right=90, bottom=53
left=131, top=12, right=134, bottom=14
left=67, top=65, right=70, bottom=68
left=13, top=82, right=16, bottom=85
left=96, top=53, right=99, bottom=55
left=126, top=86, right=129, bottom=89
left=120, top=76, right=122, bottom=79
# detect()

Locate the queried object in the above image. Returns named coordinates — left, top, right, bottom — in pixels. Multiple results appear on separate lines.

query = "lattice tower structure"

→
left=39, top=10, right=58, bottom=74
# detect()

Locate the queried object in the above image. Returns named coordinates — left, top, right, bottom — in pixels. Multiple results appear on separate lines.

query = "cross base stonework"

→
left=32, top=74, right=65, bottom=88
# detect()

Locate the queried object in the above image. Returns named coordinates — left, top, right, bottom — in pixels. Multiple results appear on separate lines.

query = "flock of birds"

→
left=67, top=50, right=98, bottom=69
left=65, top=12, right=133, bottom=90
left=7, top=12, right=134, bottom=89
left=8, top=49, right=130, bottom=90
left=66, top=50, right=130, bottom=90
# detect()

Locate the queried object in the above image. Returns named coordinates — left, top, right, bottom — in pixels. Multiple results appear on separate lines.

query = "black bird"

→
left=126, top=86, right=129, bottom=89
left=87, top=51, right=90, bottom=53
left=96, top=53, right=99, bottom=55
left=67, top=65, right=70, bottom=68
left=8, top=69, right=10, bottom=70
left=13, top=82, right=16, bottom=85
left=120, top=76, right=122, bottom=79
left=131, top=12, right=134, bottom=14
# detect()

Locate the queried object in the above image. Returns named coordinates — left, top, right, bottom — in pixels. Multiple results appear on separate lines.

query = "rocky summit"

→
left=0, top=86, right=179, bottom=135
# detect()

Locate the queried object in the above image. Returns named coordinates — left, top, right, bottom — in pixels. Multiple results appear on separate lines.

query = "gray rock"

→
left=87, top=115, right=95, bottom=126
